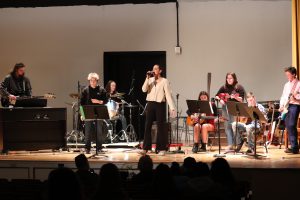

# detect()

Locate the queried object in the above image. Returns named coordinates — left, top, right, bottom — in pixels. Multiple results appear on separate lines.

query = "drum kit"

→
left=66, top=88, right=137, bottom=147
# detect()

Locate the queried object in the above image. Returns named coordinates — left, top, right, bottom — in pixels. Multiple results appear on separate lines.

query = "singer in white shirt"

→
left=141, top=64, right=175, bottom=155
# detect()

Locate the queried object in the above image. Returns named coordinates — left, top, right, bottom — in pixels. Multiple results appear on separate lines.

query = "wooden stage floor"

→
left=1, top=144, right=300, bottom=169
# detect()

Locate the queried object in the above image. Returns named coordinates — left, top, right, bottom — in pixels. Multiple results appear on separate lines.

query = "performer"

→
left=187, top=91, right=217, bottom=153
left=142, top=64, right=175, bottom=156
left=0, top=63, right=32, bottom=107
left=80, top=73, right=108, bottom=154
left=232, top=92, right=267, bottom=153
left=105, top=80, right=127, bottom=131
left=280, top=66, right=300, bottom=154
left=215, top=72, right=246, bottom=151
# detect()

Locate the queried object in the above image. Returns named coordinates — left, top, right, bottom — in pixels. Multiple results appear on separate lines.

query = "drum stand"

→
left=125, top=103, right=137, bottom=142
left=66, top=102, right=85, bottom=151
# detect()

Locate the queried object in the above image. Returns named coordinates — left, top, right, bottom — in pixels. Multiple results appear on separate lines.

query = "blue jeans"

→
left=232, top=122, right=261, bottom=149
left=222, top=105, right=234, bottom=146
left=285, top=104, right=300, bottom=150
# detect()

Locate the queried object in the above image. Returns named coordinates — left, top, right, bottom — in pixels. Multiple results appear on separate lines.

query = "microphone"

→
left=146, top=71, right=154, bottom=77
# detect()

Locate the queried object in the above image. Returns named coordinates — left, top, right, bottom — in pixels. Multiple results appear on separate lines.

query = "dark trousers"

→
left=285, top=104, right=300, bottom=150
left=143, top=101, right=168, bottom=151
left=85, top=120, right=104, bottom=150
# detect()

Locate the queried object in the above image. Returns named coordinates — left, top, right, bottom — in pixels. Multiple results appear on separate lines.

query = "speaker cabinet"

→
left=0, top=107, right=66, bottom=151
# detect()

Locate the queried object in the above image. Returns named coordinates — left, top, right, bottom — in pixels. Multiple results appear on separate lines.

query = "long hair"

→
left=198, top=91, right=209, bottom=100
left=225, top=72, right=238, bottom=88
left=10, top=63, right=25, bottom=77
left=105, top=80, right=117, bottom=94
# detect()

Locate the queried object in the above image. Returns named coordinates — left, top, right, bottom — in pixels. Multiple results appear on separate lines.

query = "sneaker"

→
left=284, top=148, right=299, bottom=154
left=192, top=143, right=199, bottom=153
left=235, top=141, right=244, bottom=153
left=158, top=150, right=166, bottom=156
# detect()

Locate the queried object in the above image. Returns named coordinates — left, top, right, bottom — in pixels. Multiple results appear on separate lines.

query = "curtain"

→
left=292, top=0, right=300, bottom=76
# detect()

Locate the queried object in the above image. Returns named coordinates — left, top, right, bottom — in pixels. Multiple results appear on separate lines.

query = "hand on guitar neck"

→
left=216, top=92, right=240, bottom=105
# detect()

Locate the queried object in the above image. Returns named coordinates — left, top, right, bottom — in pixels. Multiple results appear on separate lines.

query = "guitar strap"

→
left=290, top=80, right=299, bottom=97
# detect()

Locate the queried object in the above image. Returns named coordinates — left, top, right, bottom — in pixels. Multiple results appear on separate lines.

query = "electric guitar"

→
left=1, top=93, right=56, bottom=107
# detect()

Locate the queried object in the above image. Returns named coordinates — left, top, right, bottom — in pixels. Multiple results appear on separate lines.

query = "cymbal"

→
left=125, top=104, right=138, bottom=108
left=69, top=93, right=79, bottom=99
left=110, top=92, right=125, bottom=98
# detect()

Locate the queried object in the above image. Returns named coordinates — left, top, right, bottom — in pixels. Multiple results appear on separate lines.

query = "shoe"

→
left=97, top=149, right=105, bottom=154
left=158, top=150, right=166, bottom=156
left=192, top=143, right=199, bottom=153
left=198, top=143, right=207, bottom=152
left=245, top=148, right=254, bottom=154
left=284, top=148, right=299, bottom=154
left=235, top=141, right=244, bottom=153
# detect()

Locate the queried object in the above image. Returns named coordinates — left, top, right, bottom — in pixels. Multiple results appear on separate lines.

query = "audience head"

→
left=138, top=155, right=153, bottom=173
left=47, top=167, right=82, bottom=200
left=75, top=154, right=90, bottom=171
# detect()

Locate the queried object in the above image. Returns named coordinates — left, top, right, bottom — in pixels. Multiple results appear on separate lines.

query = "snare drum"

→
left=106, top=99, right=119, bottom=119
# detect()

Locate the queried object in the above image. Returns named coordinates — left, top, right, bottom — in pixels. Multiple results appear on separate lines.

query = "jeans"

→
left=222, top=105, right=234, bottom=146
left=285, top=104, right=300, bottom=150
left=232, top=122, right=261, bottom=149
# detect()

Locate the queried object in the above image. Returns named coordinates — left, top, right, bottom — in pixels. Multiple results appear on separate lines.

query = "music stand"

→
left=186, top=100, right=216, bottom=154
left=225, top=101, right=248, bottom=154
left=242, top=106, right=267, bottom=159
left=81, top=105, right=109, bottom=159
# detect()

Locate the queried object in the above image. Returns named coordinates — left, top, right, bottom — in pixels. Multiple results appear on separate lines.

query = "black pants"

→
left=85, top=120, right=104, bottom=150
left=143, top=101, right=168, bottom=151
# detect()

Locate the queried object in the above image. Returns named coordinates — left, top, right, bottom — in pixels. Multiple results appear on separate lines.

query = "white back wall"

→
left=0, top=0, right=291, bottom=130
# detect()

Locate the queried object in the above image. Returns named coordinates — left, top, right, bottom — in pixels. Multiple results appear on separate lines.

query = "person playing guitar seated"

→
left=187, top=91, right=217, bottom=153
left=231, top=92, right=267, bottom=153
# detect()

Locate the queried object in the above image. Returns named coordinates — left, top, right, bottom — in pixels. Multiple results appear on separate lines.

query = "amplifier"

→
left=0, top=107, right=67, bottom=152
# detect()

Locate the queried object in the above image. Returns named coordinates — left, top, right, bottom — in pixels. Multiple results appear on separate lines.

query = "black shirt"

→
left=0, top=74, right=32, bottom=107
left=80, top=85, right=107, bottom=105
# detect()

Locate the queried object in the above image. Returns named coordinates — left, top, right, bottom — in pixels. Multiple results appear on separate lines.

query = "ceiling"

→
left=0, top=0, right=177, bottom=8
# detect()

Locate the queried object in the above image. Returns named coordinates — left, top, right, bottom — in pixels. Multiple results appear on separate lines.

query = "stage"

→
left=1, top=143, right=300, bottom=180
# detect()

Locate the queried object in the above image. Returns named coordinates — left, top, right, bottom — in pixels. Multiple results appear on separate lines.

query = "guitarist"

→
left=187, top=91, right=217, bottom=153
left=215, top=72, right=246, bottom=152
left=0, top=63, right=32, bottom=107
left=280, top=66, right=300, bottom=154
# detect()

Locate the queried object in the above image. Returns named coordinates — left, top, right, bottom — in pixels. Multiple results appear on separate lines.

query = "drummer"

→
left=105, top=80, right=127, bottom=131
left=80, top=73, right=108, bottom=154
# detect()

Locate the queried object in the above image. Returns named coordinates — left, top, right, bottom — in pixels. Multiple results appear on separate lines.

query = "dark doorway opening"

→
left=104, top=51, right=167, bottom=140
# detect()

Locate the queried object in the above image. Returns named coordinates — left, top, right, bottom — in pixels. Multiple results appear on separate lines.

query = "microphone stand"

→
left=168, top=93, right=184, bottom=154
left=213, top=98, right=226, bottom=157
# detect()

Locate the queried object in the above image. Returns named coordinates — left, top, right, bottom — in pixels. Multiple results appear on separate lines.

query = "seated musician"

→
left=0, top=63, right=32, bottom=107
left=105, top=80, right=127, bottom=131
left=187, top=91, right=217, bottom=153
left=80, top=73, right=108, bottom=154
left=232, top=92, right=267, bottom=153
